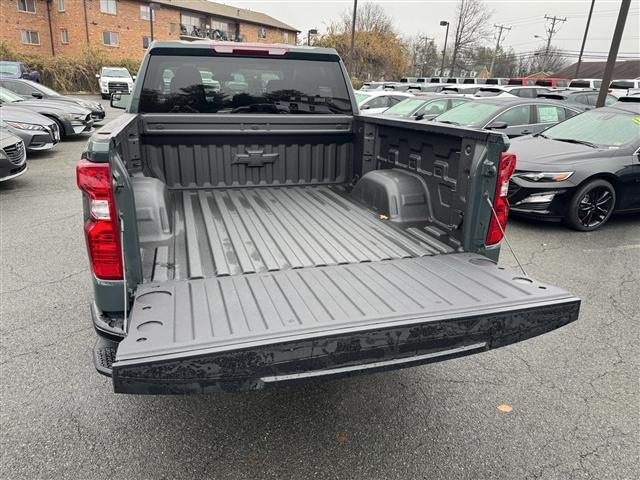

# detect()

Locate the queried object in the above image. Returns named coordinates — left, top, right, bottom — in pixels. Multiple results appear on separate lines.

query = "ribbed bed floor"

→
left=140, top=185, right=457, bottom=282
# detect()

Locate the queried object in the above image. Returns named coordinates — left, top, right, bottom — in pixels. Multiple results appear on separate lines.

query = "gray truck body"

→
left=80, top=42, right=579, bottom=394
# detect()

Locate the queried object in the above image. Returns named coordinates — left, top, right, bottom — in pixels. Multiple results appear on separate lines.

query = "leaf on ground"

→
left=336, top=433, right=348, bottom=445
left=497, top=403, right=513, bottom=413
left=250, top=455, right=258, bottom=465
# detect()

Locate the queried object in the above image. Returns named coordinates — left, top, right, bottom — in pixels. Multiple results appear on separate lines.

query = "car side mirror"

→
left=414, top=113, right=425, bottom=121
left=132, top=75, right=137, bottom=82
left=486, top=121, right=508, bottom=130
left=31, top=92, right=43, bottom=99
left=21, top=73, right=30, bottom=79
left=110, top=92, right=130, bottom=110
left=95, top=74, right=101, bottom=79
left=360, top=104, right=371, bottom=110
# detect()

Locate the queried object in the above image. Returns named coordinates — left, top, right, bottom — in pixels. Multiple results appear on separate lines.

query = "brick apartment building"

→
left=0, top=0, right=299, bottom=59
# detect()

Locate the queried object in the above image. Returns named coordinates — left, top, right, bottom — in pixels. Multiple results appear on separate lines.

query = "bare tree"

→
left=525, top=46, right=568, bottom=75
left=407, top=34, right=440, bottom=76
left=449, top=0, right=492, bottom=76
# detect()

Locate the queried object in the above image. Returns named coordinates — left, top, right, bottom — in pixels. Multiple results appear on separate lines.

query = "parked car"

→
left=360, top=81, right=398, bottom=91
left=439, top=85, right=483, bottom=96
left=484, top=78, right=509, bottom=86
left=568, top=78, right=602, bottom=90
left=508, top=77, right=538, bottom=86
left=0, top=61, right=39, bottom=82
left=609, top=79, right=640, bottom=98
left=431, top=97, right=584, bottom=137
left=96, top=67, right=135, bottom=99
left=0, top=79, right=105, bottom=124
left=537, top=90, right=618, bottom=109
left=355, top=90, right=413, bottom=114
left=0, top=105, right=60, bottom=152
left=83, top=41, right=579, bottom=394
left=461, top=78, right=486, bottom=85
left=497, top=86, right=553, bottom=98
left=0, top=128, right=27, bottom=182
left=411, top=84, right=453, bottom=94
left=534, top=78, right=570, bottom=88
left=0, top=87, right=93, bottom=138
left=399, top=77, right=418, bottom=83
left=429, top=77, right=447, bottom=83
left=507, top=101, right=640, bottom=230
left=380, top=95, right=471, bottom=120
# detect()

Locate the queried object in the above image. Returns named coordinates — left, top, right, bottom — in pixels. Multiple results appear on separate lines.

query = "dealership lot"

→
left=1, top=97, right=638, bottom=480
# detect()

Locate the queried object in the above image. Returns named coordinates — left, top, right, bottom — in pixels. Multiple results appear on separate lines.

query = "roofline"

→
left=153, top=0, right=300, bottom=32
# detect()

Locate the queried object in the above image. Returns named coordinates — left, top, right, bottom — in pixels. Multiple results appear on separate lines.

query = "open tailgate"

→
left=109, top=253, right=579, bottom=393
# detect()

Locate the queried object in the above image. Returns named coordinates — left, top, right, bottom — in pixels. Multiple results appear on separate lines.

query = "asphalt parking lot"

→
left=1, top=96, right=639, bottom=480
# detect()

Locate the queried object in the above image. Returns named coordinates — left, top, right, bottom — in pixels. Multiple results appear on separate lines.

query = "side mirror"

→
left=31, top=92, right=43, bottom=99
left=95, top=74, right=101, bottom=79
left=360, top=104, right=371, bottom=110
left=21, top=73, right=30, bottom=79
left=132, top=75, right=137, bottom=82
left=414, top=113, right=425, bottom=121
left=486, top=121, right=508, bottom=130
left=110, top=92, right=131, bottom=110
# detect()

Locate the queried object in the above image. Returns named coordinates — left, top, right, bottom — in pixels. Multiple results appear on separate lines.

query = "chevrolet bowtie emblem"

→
left=233, top=150, right=279, bottom=167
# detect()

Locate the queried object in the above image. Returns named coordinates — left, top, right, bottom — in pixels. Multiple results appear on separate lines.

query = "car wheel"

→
left=565, top=179, right=616, bottom=231
left=47, top=116, right=67, bottom=140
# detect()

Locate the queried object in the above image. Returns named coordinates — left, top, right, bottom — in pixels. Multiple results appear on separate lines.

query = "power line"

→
left=540, top=14, right=567, bottom=71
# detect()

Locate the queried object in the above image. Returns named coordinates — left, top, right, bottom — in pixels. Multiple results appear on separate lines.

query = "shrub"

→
left=0, top=41, right=141, bottom=93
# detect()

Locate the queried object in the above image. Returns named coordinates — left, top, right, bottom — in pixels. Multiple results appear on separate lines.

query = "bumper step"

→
left=93, top=336, right=118, bottom=377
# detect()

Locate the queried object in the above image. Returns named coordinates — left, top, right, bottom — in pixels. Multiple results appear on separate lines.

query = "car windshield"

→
left=0, top=63, right=20, bottom=75
left=434, top=102, right=502, bottom=126
left=30, top=81, right=60, bottom=96
left=0, top=87, right=24, bottom=103
left=381, top=98, right=426, bottom=116
left=139, top=55, right=352, bottom=114
left=543, top=110, right=640, bottom=147
left=355, top=92, right=369, bottom=104
left=102, top=68, right=130, bottom=78
left=610, top=81, right=633, bottom=89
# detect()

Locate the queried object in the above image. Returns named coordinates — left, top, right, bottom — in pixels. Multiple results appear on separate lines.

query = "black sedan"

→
left=507, top=100, right=640, bottom=230
left=0, top=79, right=105, bottom=124
left=431, top=97, right=585, bottom=137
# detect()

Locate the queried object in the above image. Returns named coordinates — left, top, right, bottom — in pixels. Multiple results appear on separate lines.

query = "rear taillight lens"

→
left=76, top=160, right=123, bottom=280
left=486, top=152, right=517, bottom=245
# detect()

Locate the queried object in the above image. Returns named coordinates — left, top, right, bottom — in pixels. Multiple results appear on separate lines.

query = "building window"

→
left=140, top=5, right=155, bottom=20
left=103, top=31, right=119, bottom=46
left=170, top=23, right=177, bottom=34
left=100, top=0, right=116, bottom=15
left=17, top=0, right=36, bottom=13
left=58, top=0, right=65, bottom=12
left=142, top=36, right=150, bottom=49
left=283, top=31, right=289, bottom=43
left=258, top=27, right=267, bottom=39
left=210, top=20, right=229, bottom=34
left=60, top=29, right=69, bottom=44
left=20, top=30, right=40, bottom=45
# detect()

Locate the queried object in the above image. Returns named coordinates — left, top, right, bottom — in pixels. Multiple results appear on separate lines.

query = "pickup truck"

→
left=78, top=42, right=580, bottom=394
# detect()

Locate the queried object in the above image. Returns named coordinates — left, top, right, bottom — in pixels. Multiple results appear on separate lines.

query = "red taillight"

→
left=486, top=152, right=516, bottom=246
left=76, top=160, right=123, bottom=280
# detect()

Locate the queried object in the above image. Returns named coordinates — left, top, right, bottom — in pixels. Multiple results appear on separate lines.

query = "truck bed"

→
left=140, top=185, right=458, bottom=282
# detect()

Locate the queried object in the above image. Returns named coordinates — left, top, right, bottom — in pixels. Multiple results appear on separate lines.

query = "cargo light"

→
left=486, top=152, right=516, bottom=245
left=76, top=160, right=123, bottom=280
left=211, top=43, right=289, bottom=55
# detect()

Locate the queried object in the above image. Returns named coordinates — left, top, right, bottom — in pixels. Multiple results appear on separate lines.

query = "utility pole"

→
left=439, top=21, right=450, bottom=76
left=542, top=14, right=566, bottom=72
left=350, top=0, right=358, bottom=61
left=597, top=0, right=631, bottom=107
left=421, top=36, right=434, bottom=77
left=489, top=23, right=511, bottom=76
left=575, top=0, right=595, bottom=78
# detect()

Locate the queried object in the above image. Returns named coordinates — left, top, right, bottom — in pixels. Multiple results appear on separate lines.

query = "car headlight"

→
left=0, top=149, right=8, bottom=160
left=7, top=121, right=46, bottom=131
left=516, top=172, right=574, bottom=182
left=71, top=113, right=86, bottom=120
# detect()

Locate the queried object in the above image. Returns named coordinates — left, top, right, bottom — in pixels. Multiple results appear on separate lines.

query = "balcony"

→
left=179, top=24, right=239, bottom=42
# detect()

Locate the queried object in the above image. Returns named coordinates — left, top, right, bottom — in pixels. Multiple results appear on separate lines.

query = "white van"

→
left=609, top=79, right=640, bottom=97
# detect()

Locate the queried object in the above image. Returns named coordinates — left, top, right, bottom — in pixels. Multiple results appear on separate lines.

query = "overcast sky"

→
left=228, top=0, right=640, bottom=61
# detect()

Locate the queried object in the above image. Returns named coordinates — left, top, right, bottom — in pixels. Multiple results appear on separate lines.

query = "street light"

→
left=307, top=28, right=318, bottom=46
left=149, top=2, right=160, bottom=42
left=440, top=20, right=450, bottom=77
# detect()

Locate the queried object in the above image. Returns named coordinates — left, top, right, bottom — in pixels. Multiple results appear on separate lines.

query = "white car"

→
left=355, top=91, right=413, bottom=115
left=609, top=79, right=640, bottom=98
left=474, top=85, right=552, bottom=99
left=568, top=78, right=603, bottom=90
left=96, top=67, right=135, bottom=99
